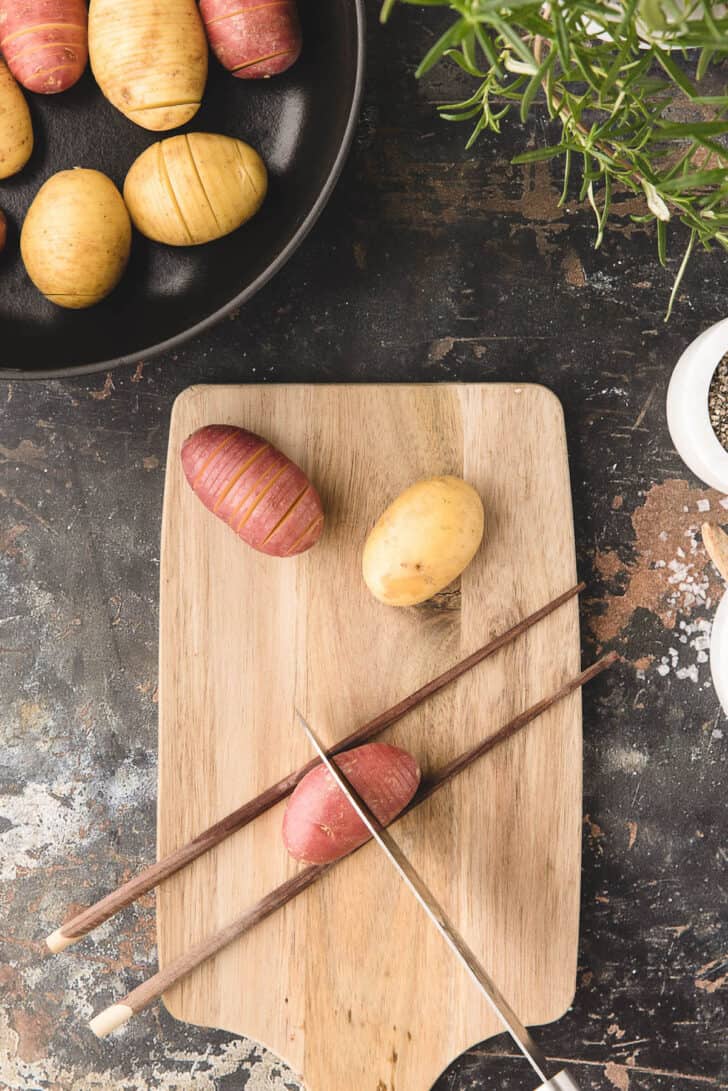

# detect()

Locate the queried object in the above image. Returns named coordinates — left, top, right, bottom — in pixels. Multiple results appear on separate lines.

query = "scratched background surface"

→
left=0, top=5, right=726, bottom=1091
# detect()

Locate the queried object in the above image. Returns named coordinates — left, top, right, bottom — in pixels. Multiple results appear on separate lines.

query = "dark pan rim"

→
left=2, top=0, right=366, bottom=383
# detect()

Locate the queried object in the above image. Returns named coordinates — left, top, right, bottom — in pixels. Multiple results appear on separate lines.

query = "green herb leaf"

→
left=657, top=217, right=667, bottom=265
left=512, top=144, right=568, bottom=163
left=666, top=229, right=696, bottom=321
left=642, top=179, right=671, bottom=221
left=415, top=19, right=469, bottom=78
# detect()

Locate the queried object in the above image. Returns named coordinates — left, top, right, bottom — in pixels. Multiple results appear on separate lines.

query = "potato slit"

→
left=262, top=485, right=310, bottom=544
left=7, top=41, right=85, bottom=65
left=46, top=294, right=97, bottom=302
left=285, top=513, right=324, bottom=556
left=191, top=430, right=239, bottom=489
left=206, top=1, right=290, bottom=25
left=231, top=49, right=292, bottom=74
left=132, top=100, right=202, bottom=112
left=227, top=459, right=282, bottom=528
left=185, top=134, right=222, bottom=234
left=235, top=465, right=288, bottom=533
left=158, top=142, right=193, bottom=245
left=23, top=62, right=81, bottom=79
left=234, top=141, right=261, bottom=198
left=0, top=22, right=86, bottom=47
left=211, top=443, right=269, bottom=512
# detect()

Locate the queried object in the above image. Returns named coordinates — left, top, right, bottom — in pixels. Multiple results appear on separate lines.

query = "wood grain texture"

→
left=46, top=582, right=581, bottom=952
left=158, top=383, right=581, bottom=1091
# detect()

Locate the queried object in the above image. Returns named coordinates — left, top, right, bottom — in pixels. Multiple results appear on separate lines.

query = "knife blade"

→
left=295, top=709, right=582, bottom=1091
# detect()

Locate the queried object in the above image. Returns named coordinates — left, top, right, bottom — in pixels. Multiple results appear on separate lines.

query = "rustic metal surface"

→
left=0, top=9, right=726, bottom=1091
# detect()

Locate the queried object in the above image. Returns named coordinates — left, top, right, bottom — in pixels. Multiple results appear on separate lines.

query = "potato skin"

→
left=363, top=476, right=485, bottom=607
left=20, top=168, right=131, bottom=309
left=282, top=742, right=421, bottom=865
left=123, top=133, right=267, bottom=246
left=0, top=208, right=6, bottom=252
left=0, top=0, right=88, bottom=94
left=181, top=424, right=324, bottom=557
left=0, top=60, right=32, bottom=179
left=88, top=0, right=207, bottom=131
left=200, top=0, right=301, bottom=79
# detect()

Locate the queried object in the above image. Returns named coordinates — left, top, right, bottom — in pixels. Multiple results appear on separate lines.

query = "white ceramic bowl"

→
left=666, top=316, right=728, bottom=492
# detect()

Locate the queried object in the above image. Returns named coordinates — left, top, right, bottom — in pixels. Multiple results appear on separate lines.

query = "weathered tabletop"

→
left=0, top=9, right=725, bottom=1091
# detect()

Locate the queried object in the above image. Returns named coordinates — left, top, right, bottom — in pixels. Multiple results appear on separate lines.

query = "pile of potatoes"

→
left=182, top=424, right=487, bottom=867
left=0, top=0, right=301, bottom=309
left=182, top=423, right=486, bottom=605
left=180, top=422, right=486, bottom=863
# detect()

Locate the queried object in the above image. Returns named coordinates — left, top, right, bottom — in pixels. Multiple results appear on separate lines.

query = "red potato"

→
left=0, top=0, right=88, bottom=94
left=200, top=0, right=301, bottom=79
left=0, top=209, right=6, bottom=252
left=181, top=424, right=324, bottom=557
left=282, top=742, right=421, bottom=865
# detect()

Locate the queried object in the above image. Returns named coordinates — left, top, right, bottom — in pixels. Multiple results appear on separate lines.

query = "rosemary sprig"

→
left=381, top=0, right=728, bottom=317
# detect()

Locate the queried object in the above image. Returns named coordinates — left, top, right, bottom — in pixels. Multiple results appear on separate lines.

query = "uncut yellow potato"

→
left=363, top=476, right=485, bottom=606
left=21, top=169, right=131, bottom=309
left=88, top=0, right=207, bottom=131
left=123, top=133, right=267, bottom=245
left=0, top=60, right=33, bottom=180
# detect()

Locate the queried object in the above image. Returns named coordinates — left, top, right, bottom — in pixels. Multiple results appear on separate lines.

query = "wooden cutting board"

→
left=158, top=383, right=581, bottom=1091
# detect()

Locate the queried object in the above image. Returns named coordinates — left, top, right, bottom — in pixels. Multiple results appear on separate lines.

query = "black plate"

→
left=0, top=0, right=365, bottom=379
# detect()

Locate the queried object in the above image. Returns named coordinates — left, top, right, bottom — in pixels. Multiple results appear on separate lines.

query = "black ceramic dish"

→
left=0, top=0, right=365, bottom=379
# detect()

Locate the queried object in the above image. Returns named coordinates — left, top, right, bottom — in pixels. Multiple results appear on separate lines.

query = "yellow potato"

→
left=0, top=60, right=33, bottom=180
left=123, top=133, right=267, bottom=246
left=89, top=0, right=207, bottom=131
left=363, top=476, right=485, bottom=606
left=21, top=169, right=131, bottom=309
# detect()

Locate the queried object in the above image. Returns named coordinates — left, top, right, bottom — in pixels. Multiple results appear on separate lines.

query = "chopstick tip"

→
left=89, top=1003, right=134, bottom=1038
left=46, top=928, right=76, bottom=954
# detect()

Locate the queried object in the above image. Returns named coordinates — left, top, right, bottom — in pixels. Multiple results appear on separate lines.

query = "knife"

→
left=296, top=709, right=582, bottom=1091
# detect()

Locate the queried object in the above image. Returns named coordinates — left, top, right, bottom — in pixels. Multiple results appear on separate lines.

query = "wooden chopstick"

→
left=89, top=650, right=617, bottom=1037
left=46, top=581, right=584, bottom=954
